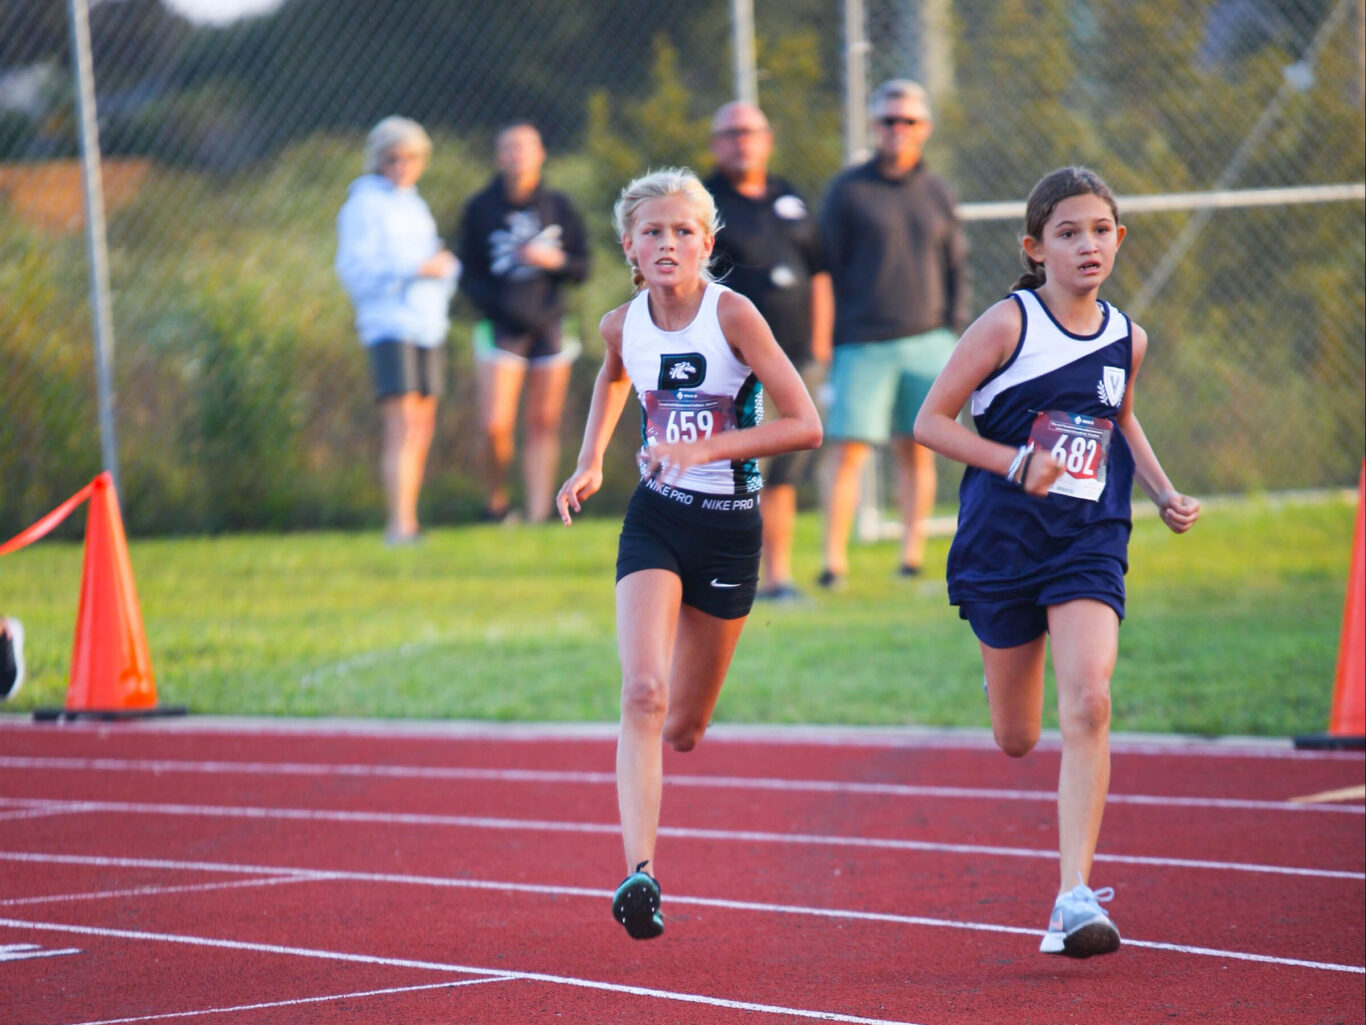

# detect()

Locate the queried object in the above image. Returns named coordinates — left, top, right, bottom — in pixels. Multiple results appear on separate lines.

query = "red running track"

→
left=0, top=718, right=1361, bottom=1025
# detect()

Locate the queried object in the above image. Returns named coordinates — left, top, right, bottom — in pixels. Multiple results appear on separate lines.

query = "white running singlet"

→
left=621, top=282, right=764, bottom=496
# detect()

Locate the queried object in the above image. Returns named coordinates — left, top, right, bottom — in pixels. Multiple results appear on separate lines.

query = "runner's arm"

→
left=913, top=299, right=1062, bottom=497
left=1115, top=324, right=1200, bottom=533
left=556, top=306, right=634, bottom=524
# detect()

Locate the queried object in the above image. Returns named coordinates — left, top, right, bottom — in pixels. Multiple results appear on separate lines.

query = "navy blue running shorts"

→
left=368, top=339, right=445, bottom=400
left=616, top=481, right=762, bottom=620
left=957, top=562, right=1126, bottom=649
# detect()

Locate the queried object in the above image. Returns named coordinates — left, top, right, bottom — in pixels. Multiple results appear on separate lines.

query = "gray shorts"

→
left=368, top=339, right=445, bottom=400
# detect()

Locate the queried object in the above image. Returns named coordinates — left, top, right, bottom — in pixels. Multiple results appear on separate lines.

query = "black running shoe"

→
left=612, top=861, right=663, bottom=939
left=0, top=618, right=24, bottom=701
left=816, top=569, right=846, bottom=591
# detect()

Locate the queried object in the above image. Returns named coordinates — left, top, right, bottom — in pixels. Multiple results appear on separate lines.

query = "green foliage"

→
left=0, top=212, right=103, bottom=537
left=1, top=8, right=1361, bottom=537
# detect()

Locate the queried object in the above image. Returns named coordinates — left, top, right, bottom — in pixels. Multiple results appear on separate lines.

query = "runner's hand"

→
left=1022, top=451, right=1066, bottom=498
left=556, top=467, right=602, bottom=526
left=638, top=441, right=704, bottom=485
left=1158, top=491, right=1200, bottom=534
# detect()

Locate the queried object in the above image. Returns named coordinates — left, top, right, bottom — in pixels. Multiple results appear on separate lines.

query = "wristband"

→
left=1005, top=445, right=1028, bottom=485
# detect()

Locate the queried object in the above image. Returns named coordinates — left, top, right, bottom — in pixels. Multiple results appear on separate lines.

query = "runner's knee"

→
left=994, top=723, right=1039, bottom=758
left=1059, top=682, right=1111, bottom=738
left=620, top=674, right=668, bottom=726
left=663, top=717, right=705, bottom=753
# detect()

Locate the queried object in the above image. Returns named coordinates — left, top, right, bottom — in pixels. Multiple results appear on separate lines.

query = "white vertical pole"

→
left=921, top=0, right=954, bottom=100
left=67, top=0, right=120, bottom=492
left=843, top=0, right=869, bottom=163
left=844, top=0, right=884, bottom=543
left=731, top=0, right=758, bottom=104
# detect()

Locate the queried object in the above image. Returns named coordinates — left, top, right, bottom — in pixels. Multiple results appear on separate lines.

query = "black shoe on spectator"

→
left=816, top=569, right=846, bottom=591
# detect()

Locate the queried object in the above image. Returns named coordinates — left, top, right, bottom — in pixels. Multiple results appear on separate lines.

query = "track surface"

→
left=0, top=718, right=1362, bottom=1025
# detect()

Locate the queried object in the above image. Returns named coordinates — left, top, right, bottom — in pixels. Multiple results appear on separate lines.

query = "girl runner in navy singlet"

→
left=914, top=166, right=1200, bottom=958
left=555, top=168, right=821, bottom=939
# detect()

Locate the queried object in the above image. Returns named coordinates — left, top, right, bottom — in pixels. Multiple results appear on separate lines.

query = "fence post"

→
left=66, top=0, right=121, bottom=493
left=843, top=0, right=869, bottom=164
left=730, top=0, right=757, bottom=105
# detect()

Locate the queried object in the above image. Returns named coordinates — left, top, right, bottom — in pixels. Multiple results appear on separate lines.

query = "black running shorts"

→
left=615, top=481, right=762, bottom=620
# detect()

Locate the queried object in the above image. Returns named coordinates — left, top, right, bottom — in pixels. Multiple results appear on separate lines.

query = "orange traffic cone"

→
left=33, top=473, right=185, bottom=722
left=1296, top=462, right=1365, bottom=750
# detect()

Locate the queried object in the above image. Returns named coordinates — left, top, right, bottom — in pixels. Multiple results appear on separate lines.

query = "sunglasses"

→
left=879, top=116, right=921, bottom=128
left=712, top=127, right=770, bottom=140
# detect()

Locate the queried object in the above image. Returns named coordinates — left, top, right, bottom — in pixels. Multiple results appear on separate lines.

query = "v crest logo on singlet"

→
left=658, top=353, right=706, bottom=389
left=1098, top=366, right=1126, bottom=408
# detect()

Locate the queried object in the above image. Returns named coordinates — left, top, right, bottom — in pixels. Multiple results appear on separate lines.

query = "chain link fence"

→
left=1, top=0, right=1362, bottom=536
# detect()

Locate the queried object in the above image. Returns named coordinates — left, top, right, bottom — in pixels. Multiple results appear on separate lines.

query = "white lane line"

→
left=0, top=917, right=930, bottom=1025
left=0, top=804, right=83, bottom=822
left=3, top=852, right=1361, bottom=975
left=60, top=977, right=515, bottom=1025
left=5, top=715, right=1360, bottom=760
left=1, top=873, right=328, bottom=908
left=3, top=756, right=1359, bottom=814
left=0, top=942, right=83, bottom=962
left=2, top=798, right=1359, bottom=880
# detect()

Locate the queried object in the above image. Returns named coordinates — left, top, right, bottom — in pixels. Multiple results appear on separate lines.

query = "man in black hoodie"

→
left=817, top=80, right=969, bottom=588
left=456, top=121, right=590, bottom=523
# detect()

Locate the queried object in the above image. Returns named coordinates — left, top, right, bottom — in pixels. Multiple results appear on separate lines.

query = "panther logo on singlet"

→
left=658, top=353, right=706, bottom=389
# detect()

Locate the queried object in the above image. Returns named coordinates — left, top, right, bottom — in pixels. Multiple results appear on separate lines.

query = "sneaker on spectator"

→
left=1, top=618, right=25, bottom=701
left=1039, top=877, right=1121, bottom=957
left=816, top=569, right=846, bottom=592
left=612, top=861, right=663, bottom=940
left=756, top=583, right=805, bottom=603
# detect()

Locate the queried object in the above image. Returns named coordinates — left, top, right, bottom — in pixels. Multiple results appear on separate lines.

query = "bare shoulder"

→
left=977, top=295, right=1023, bottom=333
left=1129, top=319, right=1149, bottom=359
left=717, top=287, right=776, bottom=359
left=716, top=287, right=763, bottom=329
left=959, top=296, right=1024, bottom=363
left=599, top=302, right=630, bottom=351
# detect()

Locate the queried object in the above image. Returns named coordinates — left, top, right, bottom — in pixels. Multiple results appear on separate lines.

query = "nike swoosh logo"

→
left=710, top=579, right=741, bottom=588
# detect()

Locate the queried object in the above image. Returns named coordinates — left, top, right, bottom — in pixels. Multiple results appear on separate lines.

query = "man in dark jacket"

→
left=817, top=80, right=969, bottom=588
left=456, top=121, right=590, bottom=523
left=705, top=101, right=831, bottom=601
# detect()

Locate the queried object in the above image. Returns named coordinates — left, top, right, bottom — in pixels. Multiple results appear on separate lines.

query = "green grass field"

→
left=0, top=494, right=1355, bottom=737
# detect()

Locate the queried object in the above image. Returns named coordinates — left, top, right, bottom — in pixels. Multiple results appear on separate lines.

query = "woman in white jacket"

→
left=336, top=116, right=460, bottom=544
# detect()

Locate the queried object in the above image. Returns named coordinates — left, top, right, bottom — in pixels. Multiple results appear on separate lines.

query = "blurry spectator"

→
left=456, top=121, right=590, bottom=524
left=817, top=80, right=969, bottom=588
left=705, top=101, right=832, bottom=601
left=336, top=116, right=459, bottom=545
left=1, top=617, right=24, bottom=700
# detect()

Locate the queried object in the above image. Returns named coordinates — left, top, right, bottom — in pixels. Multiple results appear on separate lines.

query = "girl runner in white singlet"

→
left=556, top=168, right=821, bottom=940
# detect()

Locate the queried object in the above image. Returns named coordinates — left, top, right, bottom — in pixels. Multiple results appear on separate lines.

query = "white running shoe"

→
left=1, top=618, right=25, bottom=701
left=1039, top=877, right=1121, bottom=957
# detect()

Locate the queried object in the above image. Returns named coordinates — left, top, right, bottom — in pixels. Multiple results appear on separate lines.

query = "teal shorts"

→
left=826, top=328, right=957, bottom=444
